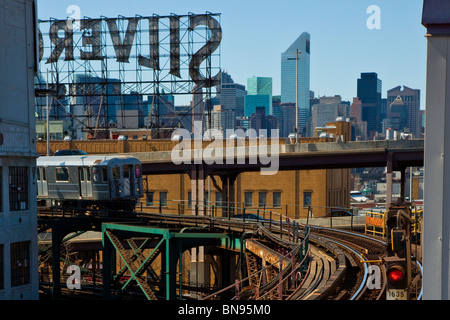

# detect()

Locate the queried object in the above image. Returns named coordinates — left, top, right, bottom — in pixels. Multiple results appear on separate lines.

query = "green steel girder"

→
left=102, top=223, right=242, bottom=300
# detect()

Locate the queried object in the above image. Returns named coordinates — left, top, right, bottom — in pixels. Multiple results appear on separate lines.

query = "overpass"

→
left=37, top=139, right=424, bottom=215
left=127, top=139, right=423, bottom=215
left=127, top=139, right=424, bottom=175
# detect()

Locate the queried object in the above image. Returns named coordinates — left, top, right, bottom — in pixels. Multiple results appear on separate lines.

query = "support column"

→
left=385, top=152, right=393, bottom=210
left=102, top=232, right=113, bottom=300
left=191, top=165, right=197, bottom=216
left=220, top=175, right=229, bottom=217
left=228, top=173, right=237, bottom=217
left=189, top=164, right=207, bottom=296
left=166, top=238, right=180, bottom=300
left=422, top=1, right=450, bottom=300
left=219, top=173, right=238, bottom=217
left=190, top=164, right=206, bottom=216
left=400, top=166, right=406, bottom=202
left=51, top=229, right=62, bottom=299
left=198, top=165, right=205, bottom=216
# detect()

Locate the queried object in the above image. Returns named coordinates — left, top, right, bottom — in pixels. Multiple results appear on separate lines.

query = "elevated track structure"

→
left=37, top=139, right=423, bottom=300
left=38, top=207, right=422, bottom=300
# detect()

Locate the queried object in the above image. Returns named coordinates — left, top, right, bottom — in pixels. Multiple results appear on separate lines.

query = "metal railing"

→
left=136, top=199, right=367, bottom=231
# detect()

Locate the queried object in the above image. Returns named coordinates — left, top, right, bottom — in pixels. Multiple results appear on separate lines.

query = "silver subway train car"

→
left=37, top=155, right=144, bottom=212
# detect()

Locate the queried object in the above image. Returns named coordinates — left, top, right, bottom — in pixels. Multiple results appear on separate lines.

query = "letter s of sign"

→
left=189, top=15, right=222, bottom=88
left=66, top=265, right=81, bottom=290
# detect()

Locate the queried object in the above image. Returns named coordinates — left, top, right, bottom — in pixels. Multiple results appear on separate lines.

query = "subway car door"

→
left=123, top=165, right=132, bottom=197
left=112, top=166, right=121, bottom=198
left=79, top=167, right=92, bottom=198
left=37, top=167, right=48, bottom=196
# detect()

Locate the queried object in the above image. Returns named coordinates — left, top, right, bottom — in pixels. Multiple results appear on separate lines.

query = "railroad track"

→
left=301, top=226, right=422, bottom=300
left=38, top=208, right=422, bottom=300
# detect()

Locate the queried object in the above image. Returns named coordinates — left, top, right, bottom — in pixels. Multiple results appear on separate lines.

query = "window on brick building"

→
left=303, top=191, right=312, bottom=207
left=273, top=192, right=281, bottom=207
left=258, top=192, right=267, bottom=207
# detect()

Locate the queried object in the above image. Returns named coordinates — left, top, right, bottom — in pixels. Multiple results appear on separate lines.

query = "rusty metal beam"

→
left=245, top=239, right=288, bottom=270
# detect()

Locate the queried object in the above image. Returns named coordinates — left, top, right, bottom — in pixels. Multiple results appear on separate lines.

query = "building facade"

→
left=357, top=73, right=382, bottom=138
left=0, top=0, right=39, bottom=300
left=311, top=96, right=349, bottom=132
left=219, top=83, right=246, bottom=117
left=281, top=32, right=311, bottom=135
left=244, top=94, right=272, bottom=117
left=386, top=85, right=421, bottom=138
left=246, top=77, right=273, bottom=115
left=141, top=122, right=351, bottom=220
left=210, top=105, right=236, bottom=138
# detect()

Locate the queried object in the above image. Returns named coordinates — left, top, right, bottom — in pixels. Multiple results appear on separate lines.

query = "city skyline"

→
left=36, top=0, right=426, bottom=109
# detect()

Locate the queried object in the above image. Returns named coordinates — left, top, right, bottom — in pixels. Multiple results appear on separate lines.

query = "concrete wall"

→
left=0, top=0, right=39, bottom=300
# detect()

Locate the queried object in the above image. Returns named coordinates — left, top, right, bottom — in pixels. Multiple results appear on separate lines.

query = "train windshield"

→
left=135, top=164, right=142, bottom=178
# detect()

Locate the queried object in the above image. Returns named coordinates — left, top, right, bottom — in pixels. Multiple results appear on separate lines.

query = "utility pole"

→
left=295, top=49, right=301, bottom=142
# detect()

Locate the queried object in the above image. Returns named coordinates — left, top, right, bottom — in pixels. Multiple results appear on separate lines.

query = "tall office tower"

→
left=349, top=97, right=363, bottom=122
left=272, top=95, right=282, bottom=116
left=247, top=77, right=273, bottom=96
left=71, top=74, right=121, bottom=137
left=0, top=0, right=39, bottom=300
left=279, top=103, right=297, bottom=137
left=386, top=86, right=421, bottom=137
left=311, top=96, right=349, bottom=131
left=382, top=96, right=408, bottom=133
left=246, top=77, right=273, bottom=116
left=210, top=105, right=236, bottom=138
left=244, top=95, right=271, bottom=117
left=119, top=91, right=144, bottom=129
left=281, top=32, right=311, bottom=135
left=357, top=72, right=382, bottom=138
left=219, top=83, right=246, bottom=117
left=249, top=107, right=278, bottom=137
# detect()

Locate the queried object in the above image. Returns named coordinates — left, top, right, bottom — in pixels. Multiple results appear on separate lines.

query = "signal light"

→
left=387, top=266, right=405, bottom=283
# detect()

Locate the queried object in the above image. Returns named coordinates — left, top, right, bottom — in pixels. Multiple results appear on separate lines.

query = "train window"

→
left=123, top=166, right=130, bottom=178
left=92, top=168, right=99, bottom=182
left=135, top=164, right=142, bottom=178
left=36, top=167, right=40, bottom=181
left=55, top=167, right=69, bottom=181
left=102, top=168, right=108, bottom=182
left=42, top=168, right=47, bottom=181
left=112, top=167, right=120, bottom=180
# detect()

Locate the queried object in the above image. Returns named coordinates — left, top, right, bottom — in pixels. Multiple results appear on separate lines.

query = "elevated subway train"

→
left=36, top=155, right=144, bottom=212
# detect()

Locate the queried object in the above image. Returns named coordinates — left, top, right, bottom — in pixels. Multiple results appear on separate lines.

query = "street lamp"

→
left=46, top=69, right=55, bottom=156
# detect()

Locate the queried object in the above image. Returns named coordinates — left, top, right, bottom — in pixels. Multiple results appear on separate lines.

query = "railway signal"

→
left=384, top=204, right=413, bottom=300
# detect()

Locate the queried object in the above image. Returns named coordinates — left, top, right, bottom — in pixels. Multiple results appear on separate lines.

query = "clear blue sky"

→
left=37, top=0, right=427, bottom=107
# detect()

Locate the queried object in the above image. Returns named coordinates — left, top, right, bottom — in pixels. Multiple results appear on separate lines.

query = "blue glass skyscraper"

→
left=281, top=32, right=310, bottom=135
left=245, top=76, right=273, bottom=116
left=357, top=72, right=382, bottom=137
